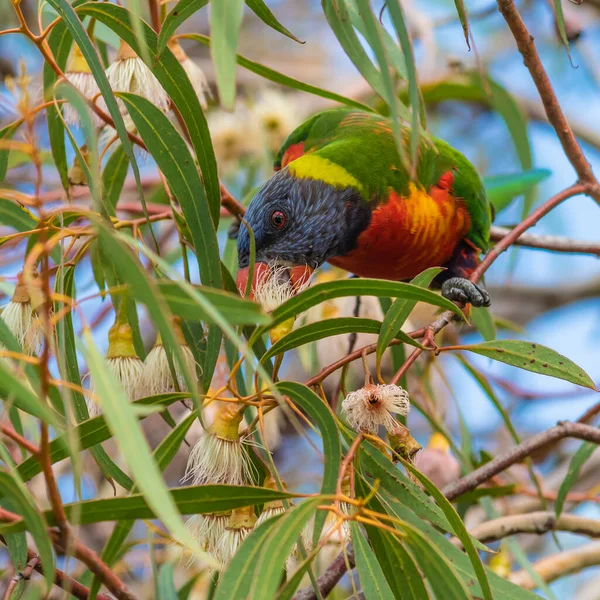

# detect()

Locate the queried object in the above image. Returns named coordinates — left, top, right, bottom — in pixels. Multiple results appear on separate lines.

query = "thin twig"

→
left=443, top=421, right=600, bottom=500
left=490, top=226, right=600, bottom=257
left=496, top=0, right=600, bottom=201
left=452, top=511, right=600, bottom=548
left=510, top=541, right=600, bottom=589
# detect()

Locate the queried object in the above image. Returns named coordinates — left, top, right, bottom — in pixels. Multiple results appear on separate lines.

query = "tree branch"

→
left=292, top=544, right=355, bottom=600
left=443, top=421, right=600, bottom=500
left=496, top=0, right=600, bottom=201
left=510, top=541, right=600, bottom=589
left=453, top=511, right=600, bottom=548
left=490, top=226, right=600, bottom=257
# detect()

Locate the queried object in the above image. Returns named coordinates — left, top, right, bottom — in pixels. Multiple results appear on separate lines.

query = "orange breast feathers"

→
left=328, top=178, right=471, bottom=280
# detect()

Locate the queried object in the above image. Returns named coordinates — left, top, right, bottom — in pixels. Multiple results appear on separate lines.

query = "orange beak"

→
left=236, top=263, right=314, bottom=298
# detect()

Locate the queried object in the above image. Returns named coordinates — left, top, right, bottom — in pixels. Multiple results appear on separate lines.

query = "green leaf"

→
left=214, top=514, right=282, bottom=600
left=460, top=340, right=596, bottom=389
left=0, top=122, right=20, bottom=182
left=210, top=0, right=245, bottom=109
left=118, top=92, right=222, bottom=289
left=470, top=306, right=496, bottom=341
left=53, top=267, right=133, bottom=490
left=452, top=0, right=471, bottom=49
left=378, top=489, right=542, bottom=600
left=184, top=33, right=374, bottom=112
left=322, top=0, right=389, bottom=100
left=484, top=169, right=551, bottom=213
left=263, top=317, right=422, bottom=363
left=403, top=524, right=471, bottom=600
left=45, top=0, right=150, bottom=222
left=102, top=146, right=129, bottom=216
left=274, top=382, right=341, bottom=546
left=250, top=499, right=321, bottom=599
left=154, top=281, right=269, bottom=325
left=3, top=501, right=27, bottom=600
left=351, top=523, right=395, bottom=600
left=0, top=486, right=295, bottom=534
left=398, top=459, right=493, bottom=600
left=553, top=0, right=573, bottom=62
left=555, top=439, right=597, bottom=518
left=358, top=440, right=451, bottom=531
left=376, top=267, right=442, bottom=370
left=0, top=198, right=38, bottom=236
left=79, top=329, right=216, bottom=565
left=246, top=0, right=302, bottom=42
left=255, top=279, right=463, bottom=343
left=12, top=394, right=187, bottom=498
left=77, top=2, right=221, bottom=226
left=157, top=0, right=210, bottom=58
left=157, top=563, right=178, bottom=600
left=353, top=0, right=410, bottom=169
left=386, top=0, right=423, bottom=163
left=0, top=361, right=60, bottom=426
left=0, top=472, right=54, bottom=593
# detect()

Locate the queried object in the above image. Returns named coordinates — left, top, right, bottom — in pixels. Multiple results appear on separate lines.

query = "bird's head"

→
left=236, top=167, right=371, bottom=299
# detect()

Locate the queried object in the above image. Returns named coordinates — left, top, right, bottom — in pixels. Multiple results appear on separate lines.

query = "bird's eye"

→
left=270, top=210, right=287, bottom=230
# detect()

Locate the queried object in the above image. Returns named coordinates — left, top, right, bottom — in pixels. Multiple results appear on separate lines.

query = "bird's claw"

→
left=441, top=277, right=491, bottom=308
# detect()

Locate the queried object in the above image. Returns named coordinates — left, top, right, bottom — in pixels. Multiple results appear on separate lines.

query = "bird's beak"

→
left=236, top=263, right=314, bottom=299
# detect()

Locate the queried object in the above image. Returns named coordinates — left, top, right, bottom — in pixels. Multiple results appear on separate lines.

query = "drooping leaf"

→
left=484, top=169, right=551, bottom=213
left=0, top=473, right=54, bottom=593
left=353, top=0, right=410, bottom=169
left=157, top=0, right=210, bottom=57
left=77, top=3, right=221, bottom=226
left=156, top=281, right=269, bottom=325
left=470, top=306, right=496, bottom=341
left=210, top=0, right=245, bottom=109
left=213, top=514, right=283, bottom=600
left=322, top=0, right=388, bottom=99
left=376, top=267, right=443, bottom=371
left=555, top=438, right=597, bottom=518
left=1, top=486, right=295, bottom=534
left=183, top=33, right=374, bottom=112
left=0, top=122, right=20, bottom=183
left=553, top=0, right=574, bottom=62
left=255, top=279, right=464, bottom=343
left=403, top=524, right=471, bottom=600
left=459, top=340, right=596, bottom=389
left=452, top=0, right=471, bottom=49
left=102, top=145, right=129, bottom=216
left=274, top=382, right=341, bottom=545
left=262, top=317, right=422, bottom=364
left=246, top=0, right=302, bottom=42
left=117, top=93, right=221, bottom=289
left=399, top=457, right=493, bottom=600
left=351, top=523, right=395, bottom=600
left=249, top=499, right=321, bottom=599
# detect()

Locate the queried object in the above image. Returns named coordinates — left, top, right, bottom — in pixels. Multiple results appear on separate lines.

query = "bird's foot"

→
left=441, top=277, right=491, bottom=308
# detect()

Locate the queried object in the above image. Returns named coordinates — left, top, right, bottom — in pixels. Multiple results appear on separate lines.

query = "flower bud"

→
left=64, top=44, right=102, bottom=127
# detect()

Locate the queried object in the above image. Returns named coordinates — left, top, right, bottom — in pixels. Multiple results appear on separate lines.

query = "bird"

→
left=236, top=108, right=492, bottom=308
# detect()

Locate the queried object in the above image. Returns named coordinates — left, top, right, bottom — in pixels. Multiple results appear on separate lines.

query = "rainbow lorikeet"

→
left=236, top=108, right=492, bottom=307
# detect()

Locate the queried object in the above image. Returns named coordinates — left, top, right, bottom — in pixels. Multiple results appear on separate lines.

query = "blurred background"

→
left=1, top=0, right=600, bottom=597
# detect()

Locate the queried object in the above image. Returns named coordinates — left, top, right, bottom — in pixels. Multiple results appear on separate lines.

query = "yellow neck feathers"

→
left=288, top=155, right=363, bottom=192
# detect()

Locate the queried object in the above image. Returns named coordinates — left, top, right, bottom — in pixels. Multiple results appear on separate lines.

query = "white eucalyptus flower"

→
left=342, top=384, right=410, bottom=434
left=214, top=506, right=256, bottom=566
left=105, top=39, right=169, bottom=114
left=168, top=39, right=211, bottom=109
left=64, top=44, right=103, bottom=127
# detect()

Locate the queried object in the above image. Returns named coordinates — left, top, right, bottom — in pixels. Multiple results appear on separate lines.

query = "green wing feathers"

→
left=276, top=108, right=492, bottom=252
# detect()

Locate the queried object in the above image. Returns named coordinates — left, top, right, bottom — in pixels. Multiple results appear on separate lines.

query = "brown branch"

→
left=292, top=544, right=355, bottom=600
left=453, top=511, right=600, bottom=548
left=0, top=423, right=40, bottom=456
left=490, top=226, right=600, bottom=257
left=510, top=541, right=600, bottom=589
left=496, top=0, right=600, bottom=201
left=443, top=421, right=600, bottom=500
